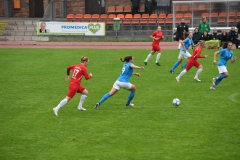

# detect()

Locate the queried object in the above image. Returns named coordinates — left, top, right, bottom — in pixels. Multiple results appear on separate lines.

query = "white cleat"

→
left=126, top=103, right=134, bottom=107
left=176, top=77, right=180, bottom=82
left=210, top=86, right=215, bottom=90
left=212, top=78, right=216, bottom=86
left=77, top=107, right=86, bottom=111
left=53, top=107, right=58, bottom=116
left=194, top=77, right=201, bottom=82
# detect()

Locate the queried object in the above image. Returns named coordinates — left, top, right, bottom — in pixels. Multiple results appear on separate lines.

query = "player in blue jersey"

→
left=94, top=56, right=144, bottom=109
left=210, top=41, right=237, bottom=90
left=170, top=32, right=194, bottom=73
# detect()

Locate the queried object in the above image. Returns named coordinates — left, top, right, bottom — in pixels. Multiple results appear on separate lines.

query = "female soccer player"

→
left=144, top=26, right=164, bottom=66
left=53, top=56, right=92, bottom=116
left=94, top=56, right=144, bottom=110
left=170, top=32, right=194, bottom=73
left=210, top=41, right=237, bottom=90
left=176, top=40, right=208, bottom=82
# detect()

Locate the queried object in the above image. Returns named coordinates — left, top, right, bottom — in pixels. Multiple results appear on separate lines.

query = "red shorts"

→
left=67, top=83, right=85, bottom=98
left=152, top=44, right=161, bottom=52
left=186, top=60, right=201, bottom=71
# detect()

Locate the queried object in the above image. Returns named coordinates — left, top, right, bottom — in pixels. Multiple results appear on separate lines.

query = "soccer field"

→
left=0, top=48, right=240, bottom=159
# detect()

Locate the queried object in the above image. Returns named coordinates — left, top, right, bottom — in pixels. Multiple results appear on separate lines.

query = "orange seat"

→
left=229, top=12, right=236, bottom=17
left=211, top=12, right=218, bottom=18
left=125, top=14, right=133, bottom=19
left=133, top=14, right=141, bottom=19
left=175, top=19, right=181, bottom=24
left=176, top=13, right=183, bottom=19
left=198, top=4, right=206, bottom=11
left=106, top=19, right=114, bottom=24
left=201, top=13, right=209, bottom=18
left=99, top=14, right=108, bottom=20
left=175, top=6, right=181, bottom=12
left=181, top=5, right=189, bottom=12
left=159, top=13, right=166, bottom=19
left=131, top=19, right=139, bottom=25
left=115, top=6, right=123, bottom=13
left=217, top=19, right=226, bottom=23
left=91, top=14, right=100, bottom=20
left=158, top=19, right=165, bottom=24
left=165, top=19, right=172, bottom=24
left=219, top=12, right=227, bottom=18
left=123, top=5, right=132, bottom=13
left=149, top=14, right=158, bottom=19
left=185, top=19, right=190, bottom=24
left=83, top=14, right=91, bottom=19
left=107, top=6, right=115, bottom=14
left=148, top=19, right=156, bottom=25
left=117, top=14, right=124, bottom=19
left=108, top=14, right=116, bottom=19
left=184, top=13, right=192, bottom=19
left=229, top=19, right=235, bottom=23
left=142, top=14, right=149, bottom=19
left=75, top=14, right=83, bottom=19
left=66, top=14, right=74, bottom=22
left=123, top=20, right=131, bottom=25
left=167, top=13, right=173, bottom=19
left=139, top=19, right=148, bottom=25
left=237, top=12, right=240, bottom=17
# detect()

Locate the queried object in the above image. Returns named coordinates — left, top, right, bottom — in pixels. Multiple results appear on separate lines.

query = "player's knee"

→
left=82, top=89, right=88, bottom=96
left=130, top=85, right=136, bottom=91
left=225, top=73, right=229, bottom=77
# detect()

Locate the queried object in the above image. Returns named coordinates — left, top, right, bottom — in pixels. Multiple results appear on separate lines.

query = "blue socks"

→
left=99, top=93, right=111, bottom=105
left=182, top=62, right=188, bottom=69
left=126, top=92, right=135, bottom=106
left=171, top=61, right=181, bottom=71
left=215, top=74, right=227, bottom=86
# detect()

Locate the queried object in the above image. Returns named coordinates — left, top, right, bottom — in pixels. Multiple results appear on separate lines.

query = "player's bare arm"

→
left=213, top=51, right=219, bottom=65
left=130, top=64, right=144, bottom=70
left=231, top=56, right=237, bottom=63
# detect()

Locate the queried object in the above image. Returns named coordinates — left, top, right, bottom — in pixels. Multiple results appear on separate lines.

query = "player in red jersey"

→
left=53, top=56, right=92, bottom=116
left=144, top=26, right=164, bottom=66
left=176, top=40, right=208, bottom=82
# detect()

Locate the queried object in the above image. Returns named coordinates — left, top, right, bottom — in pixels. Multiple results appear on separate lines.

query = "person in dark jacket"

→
left=228, top=26, right=239, bottom=49
left=144, top=0, right=152, bottom=15
left=236, top=21, right=240, bottom=49
left=212, top=28, right=220, bottom=40
left=201, top=30, right=211, bottom=41
left=192, top=28, right=201, bottom=44
left=176, top=19, right=189, bottom=49
left=131, top=0, right=140, bottom=15
left=219, top=30, right=228, bottom=46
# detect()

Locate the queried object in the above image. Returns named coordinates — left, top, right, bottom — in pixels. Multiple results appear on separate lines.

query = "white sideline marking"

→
left=229, top=93, right=240, bottom=104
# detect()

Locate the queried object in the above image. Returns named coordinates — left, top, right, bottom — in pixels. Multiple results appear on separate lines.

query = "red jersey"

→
left=67, top=64, right=92, bottom=85
left=189, top=46, right=205, bottom=61
left=151, top=31, right=163, bottom=45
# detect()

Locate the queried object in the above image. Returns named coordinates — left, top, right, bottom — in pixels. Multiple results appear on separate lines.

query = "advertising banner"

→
left=37, top=22, right=105, bottom=36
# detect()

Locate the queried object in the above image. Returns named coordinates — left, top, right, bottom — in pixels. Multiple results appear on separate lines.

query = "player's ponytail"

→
left=81, top=56, right=88, bottom=62
left=120, top=56, right=133, bottom=62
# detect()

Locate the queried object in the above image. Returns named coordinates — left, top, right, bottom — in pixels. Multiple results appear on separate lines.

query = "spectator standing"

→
left=131, top=0, right=140, bottom=15
left=144, top=0, right=152, bottom=14
left=176, top=19, right=189, bottom=49
left=192, top=28, right=201, bottom=45
left=228, top=27, right=239, bottom=49
left=198, top=17, right=210, bottom=34
left=236, top=21, right=240, bottom=48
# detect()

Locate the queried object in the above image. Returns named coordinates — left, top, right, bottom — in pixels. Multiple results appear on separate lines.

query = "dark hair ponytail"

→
left=120, top=56, right=133, bottom=62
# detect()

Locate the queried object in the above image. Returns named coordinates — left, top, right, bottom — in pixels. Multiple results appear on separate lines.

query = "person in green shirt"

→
left=198, top=17, right=210, bottom=34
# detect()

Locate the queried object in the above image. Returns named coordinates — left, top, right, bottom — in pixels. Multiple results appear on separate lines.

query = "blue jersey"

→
left=218, top=49, right=234, bottom=66
left=117, top=62, right=133, bottom=82
left=180, top=37, right=194, bottom=52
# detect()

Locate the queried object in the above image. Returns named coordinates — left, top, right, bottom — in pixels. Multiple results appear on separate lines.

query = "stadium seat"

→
left=66, top=14, right=74, bottom=22
left=229, top=12, right=236, bottom=18
left=229, top=19, right=235, bottom=23
left=217, top=19, right=226, bottom=23
left=149, top=14, right=158, bottom=20
left=148, top=19, right=156, bottom=25
left=219, top=12, right=227, bottom=18
left=82, top=14, right=91, bottom=22
left=237, top=12, right=240, bottom=17
left=198, top=4, right=206, bottom=11
left=184, top=13, right=192, bottom=19
left=139, top=19, right=148, bottom=25
left=158, top=13, right=166, bottom=19
left=175, top=6, right=181, bottom=12
left=167, top=13, right=173, bottom=19
left=158, top=19, right=165, bottom=24
left=123, top=19, right=131, bottom=25
left=131, top=19, right=139, bottom=25
left=106, top=19, right=114, bottom=25
left=176, top=13, right=183, bottom=19
left=133, top=14, right=141, bottom=20
left=115, top=6, right=123, bottom=13
left=211, top=12, right=218, bottom=18
left=181, top=5, right=189, bottom=12
left=165, top=19, right=172, bottom=24
left=123, top=5, right=132, bottom=13
left=125, top=14, right=133, bottom=19
left=108, top=14, right=116, bottom=19
left=117, top=14, right=125, bottom=19
left=142, top=14, right=150, bottom=19
left=107, top=6, right=115, bottom=14
left=73, top=14, right=82, bottom=22
left=175, top=19, right=181, bottom=24
left=99, top=14, right=108, bottom=20
left=201, top=13, right=209, bottom=18
left=185, top=19, right=190, bottom=24
left=91, top=14, right=100, bottom=21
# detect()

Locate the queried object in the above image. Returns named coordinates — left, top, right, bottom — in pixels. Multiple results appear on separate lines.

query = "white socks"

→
left=195, top=68, right=203, bottom=78
left=177, top=69, right=187, bottom=79
left=145, top=53, right=152, bottom=62
left=178, top=40, right=182, bottom=49
left=156, top=53, right=161, bottom=63
left=78, top=95, right=87, bottom=109
left=56, top=98, right=68, bottom=110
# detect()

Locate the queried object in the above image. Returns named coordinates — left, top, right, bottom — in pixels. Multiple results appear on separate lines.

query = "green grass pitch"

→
left=0, top=48, right=240, bottom=159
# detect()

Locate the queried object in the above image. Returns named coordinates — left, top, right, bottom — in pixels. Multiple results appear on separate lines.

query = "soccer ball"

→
left=172, top=98, right=180, bottom=106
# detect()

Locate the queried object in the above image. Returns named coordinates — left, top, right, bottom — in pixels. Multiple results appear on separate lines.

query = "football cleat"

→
left=194, top=77, right=201, bottom=82
left=176, top=77, right=180, bottom=82
left=144, top=61, right=147, bottom=65
left=126, top=103, right=134, bottom=107
left=155, top=62, right=161, bottom=66
left=53, top=107, right=58, bottom=116
left=94, top=103, right=100, bottom=110
left=170, top=70, right=174, bottom=74
left=212, top=78, right=216, bottom=86
left=77, top=107, right=86, bottom=111
left=210, top=86, right=215, bottom=90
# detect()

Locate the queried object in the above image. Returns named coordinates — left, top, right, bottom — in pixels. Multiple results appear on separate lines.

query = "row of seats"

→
left=107, top=4, right=145, bottom=14
left=175, top=4, right=238, bottom=12
left=201, top=12, right=240, bottom=18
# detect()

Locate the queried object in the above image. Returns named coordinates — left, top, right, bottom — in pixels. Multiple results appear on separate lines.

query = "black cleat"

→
left=94, top=103, right=100, bottom=110
left=156, top=62, right=161, bottom=66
